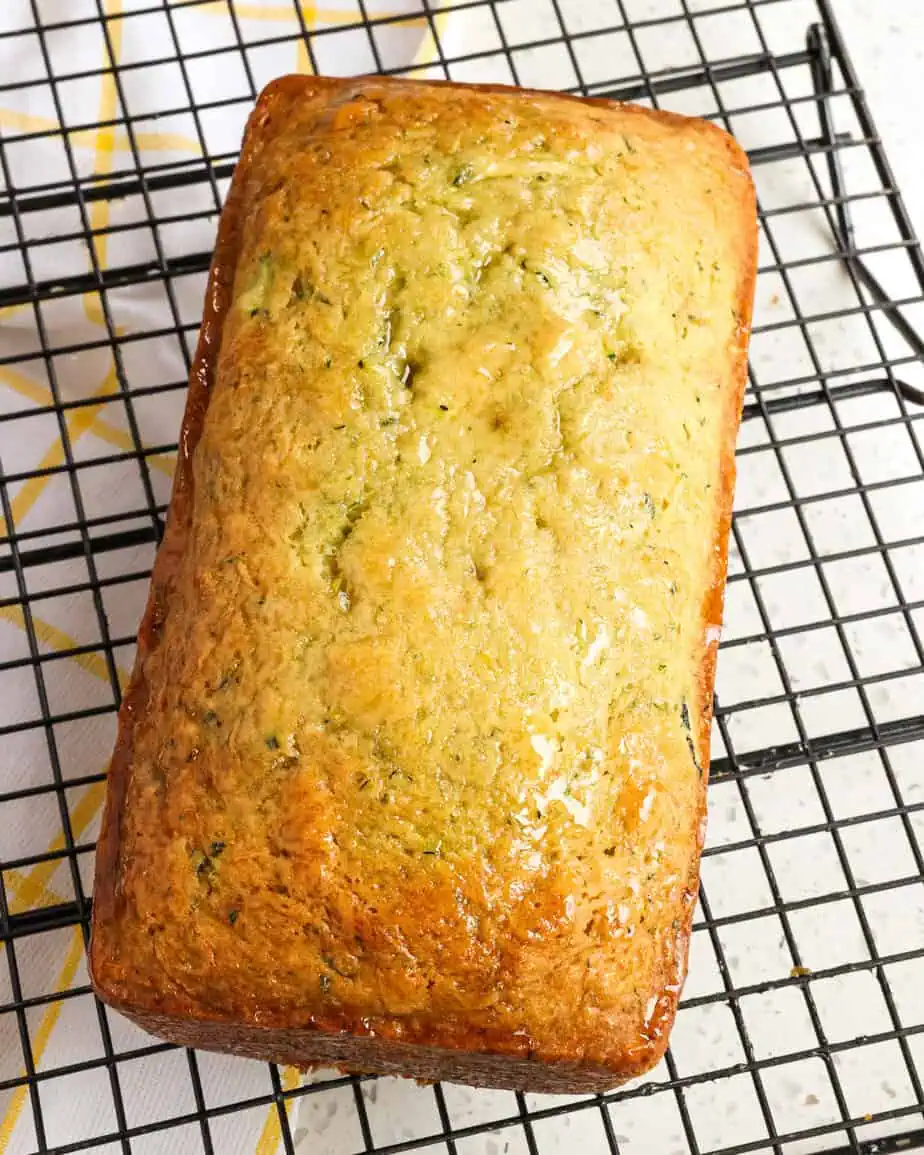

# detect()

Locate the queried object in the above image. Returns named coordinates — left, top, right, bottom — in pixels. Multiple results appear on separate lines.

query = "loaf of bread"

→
left=90, top=74, right=757, bottom=1093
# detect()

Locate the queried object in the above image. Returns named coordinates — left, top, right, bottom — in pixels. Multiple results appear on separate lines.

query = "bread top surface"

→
left=91, top=76, right=756, bottom=1073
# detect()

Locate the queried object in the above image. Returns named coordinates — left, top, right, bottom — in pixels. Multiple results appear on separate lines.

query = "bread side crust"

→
left=90, top=74, right=757, bottom=1093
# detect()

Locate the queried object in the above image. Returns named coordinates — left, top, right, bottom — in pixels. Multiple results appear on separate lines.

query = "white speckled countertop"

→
left=837, top=1, right=924, bottom=234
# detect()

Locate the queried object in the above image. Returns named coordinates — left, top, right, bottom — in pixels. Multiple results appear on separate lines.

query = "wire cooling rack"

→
left=1, top=1, right=924, bottom=1153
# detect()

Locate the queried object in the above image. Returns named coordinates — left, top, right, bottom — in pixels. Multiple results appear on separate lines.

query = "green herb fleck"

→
left=452, top=163, right=474, bottom=186
left=240, top=251, right=274, bottom=317
left=229, top=909, right=239, bottom=926
left=202, top=710, right=220, bottom=727
left=265, top=735, right=280, bottom=751
left=209, top=840, right=225, bottom=857
left=680, top=701, right=702, bottom=774
left=191, top=849, right=214, bottom=879
left=214, top=663, right=239, bottom=691
left=290, top=277, right=330, bottom=305
left=345, top=499, right=365, bottom=529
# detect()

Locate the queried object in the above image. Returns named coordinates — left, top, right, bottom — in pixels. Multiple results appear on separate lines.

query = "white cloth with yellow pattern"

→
left=0, top=4, right=448, bottom=1153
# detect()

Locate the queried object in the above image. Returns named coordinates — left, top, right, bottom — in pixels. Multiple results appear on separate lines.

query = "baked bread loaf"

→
left=90, top=74, right=757, bottom=1093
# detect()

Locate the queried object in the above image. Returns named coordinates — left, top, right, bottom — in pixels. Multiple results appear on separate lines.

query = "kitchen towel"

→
left=0, top=4, right=444, bottom=1152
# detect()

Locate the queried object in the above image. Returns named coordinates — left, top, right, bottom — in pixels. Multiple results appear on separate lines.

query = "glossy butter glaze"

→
left=90, top=75, right=757, bottom=1092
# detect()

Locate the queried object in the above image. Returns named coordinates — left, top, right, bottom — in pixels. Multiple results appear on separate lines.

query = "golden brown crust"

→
left=91, top=74, right=757, bottom=1093
left=91, top=82, right=258, bottom=931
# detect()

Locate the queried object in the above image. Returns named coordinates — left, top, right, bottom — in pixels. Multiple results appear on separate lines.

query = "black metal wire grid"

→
left=0, top=0, right=923, bottom=1153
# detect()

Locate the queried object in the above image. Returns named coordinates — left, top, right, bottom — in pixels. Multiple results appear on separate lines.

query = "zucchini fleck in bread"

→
left=90, top=74, right=757, bottom=1093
